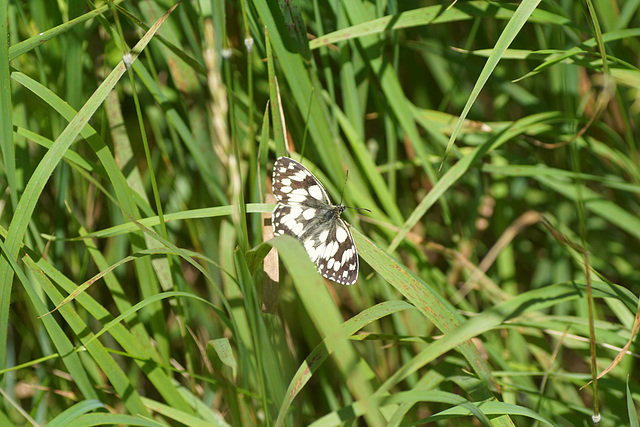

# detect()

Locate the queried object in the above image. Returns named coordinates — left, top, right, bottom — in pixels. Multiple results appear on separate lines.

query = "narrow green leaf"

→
left=443, top=0, right=542, bottom=160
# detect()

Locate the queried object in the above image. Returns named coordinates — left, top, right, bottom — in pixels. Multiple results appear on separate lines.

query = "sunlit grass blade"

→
left=443, top=0, right=542, bottom=160
left=275, top=300, right=413, bottom=426
left=270, top=234, right=387, bottom=425
left=0, top=1, right=179, bottom=373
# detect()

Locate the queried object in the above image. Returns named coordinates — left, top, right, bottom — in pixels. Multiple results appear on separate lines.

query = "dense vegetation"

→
left=2, top=0, right=639, bottom=425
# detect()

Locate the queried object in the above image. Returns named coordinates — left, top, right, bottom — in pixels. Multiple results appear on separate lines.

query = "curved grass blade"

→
left=443, top=0, right=542, bottom=162
left=0, top=0, right=179, bottom=392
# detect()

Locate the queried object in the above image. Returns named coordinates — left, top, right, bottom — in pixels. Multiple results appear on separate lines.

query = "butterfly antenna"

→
left=348, top=206, right=372, bottom=213
left=339, top=170, right=348, bottom=205
left=340, top=170, right=372, bottom=213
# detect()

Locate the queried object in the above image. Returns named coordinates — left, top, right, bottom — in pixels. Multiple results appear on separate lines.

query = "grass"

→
left=1, top=0, right=640, bottom=425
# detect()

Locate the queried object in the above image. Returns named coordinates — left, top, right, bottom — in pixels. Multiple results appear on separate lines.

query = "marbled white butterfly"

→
left=272, top=157, right=365, bottom=285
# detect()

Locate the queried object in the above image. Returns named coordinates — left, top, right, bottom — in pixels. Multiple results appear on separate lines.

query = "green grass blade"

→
left=271, top=234, right=387, bottom=426
left=443, top=0, right=542, bottom=160
left=355, top=229, right=500, bottom=394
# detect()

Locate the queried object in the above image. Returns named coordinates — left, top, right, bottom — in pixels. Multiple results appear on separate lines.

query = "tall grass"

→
left=1, top=0, right=639, bottom=425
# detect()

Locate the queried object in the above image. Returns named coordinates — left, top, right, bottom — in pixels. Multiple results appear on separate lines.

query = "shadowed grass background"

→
left=1, top=0, right=639, bottom=425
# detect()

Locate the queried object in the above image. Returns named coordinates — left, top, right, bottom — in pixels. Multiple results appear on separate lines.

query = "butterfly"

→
left=272, top=156, right=366, bottom=285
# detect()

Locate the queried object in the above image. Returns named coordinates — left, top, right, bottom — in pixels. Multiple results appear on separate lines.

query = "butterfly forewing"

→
left=272, top=157, right=331, bottom=207
left=272, top=157, right=359, bottom=285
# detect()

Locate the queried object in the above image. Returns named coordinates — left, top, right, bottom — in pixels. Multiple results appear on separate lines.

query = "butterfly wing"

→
left=309, top=217, right=358, bottom=285
left=272, top=157, right=332, bottom=207
left=272, top=157, right=335, bottom=240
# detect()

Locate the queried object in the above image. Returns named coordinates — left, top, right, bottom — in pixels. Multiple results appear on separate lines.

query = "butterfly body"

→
left=272, top=157, right=359, bottom=285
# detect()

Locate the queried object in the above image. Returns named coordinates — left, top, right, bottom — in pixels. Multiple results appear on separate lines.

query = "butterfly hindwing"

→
left=272, top=156, right=359, bottom=285
left=310, top=217, right=359, bottom=285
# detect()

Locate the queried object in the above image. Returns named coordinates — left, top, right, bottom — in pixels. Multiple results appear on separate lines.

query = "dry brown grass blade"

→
left=262, top=193, right=280, bottom=314
left=581, top=304, right=640, bottom=390
left=451, top=210, right=544, bottom=304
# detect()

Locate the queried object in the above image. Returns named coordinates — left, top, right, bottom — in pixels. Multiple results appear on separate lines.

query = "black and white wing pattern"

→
left=272, top=156, right=359, bottom=285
